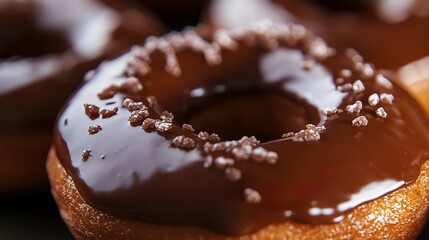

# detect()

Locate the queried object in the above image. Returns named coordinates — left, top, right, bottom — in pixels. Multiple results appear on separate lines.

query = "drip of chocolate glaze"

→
left=55, top=40, right=429, bottom=235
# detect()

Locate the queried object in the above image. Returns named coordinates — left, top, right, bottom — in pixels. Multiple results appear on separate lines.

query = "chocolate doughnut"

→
left=205, top=0, right=429, bottom=70
left=48, top=21, right=429, bottom=239
left=0, top=0, right=164, bottom=193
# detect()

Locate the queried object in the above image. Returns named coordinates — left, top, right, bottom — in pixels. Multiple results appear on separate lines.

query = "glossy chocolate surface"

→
left=55, top=27, right=429, bottom=235
left=207, top=0, right=429, bottom=69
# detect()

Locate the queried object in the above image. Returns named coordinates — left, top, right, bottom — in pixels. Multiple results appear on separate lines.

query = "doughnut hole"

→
left=0, top=14, right=70, bottom=59
left=183, top=90, right=316, bottom=142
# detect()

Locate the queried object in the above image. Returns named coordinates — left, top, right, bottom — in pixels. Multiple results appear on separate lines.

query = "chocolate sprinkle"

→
left=84, top=104, right=100, bottom=120
left=182, top=124, right=195, bottom=132
left=123, top=98, right=147, bottom=111
left=214, top=156, right=234, bottom=169
left=98, top=85, right=119, bottom=100
left=142, top=118, right=156, bottom=131
left=203, top=155, right=213, bottom=168
left=376, top=107, right=388, bottom=119
left=225, top=167, right=241, bottom=181
left=375, top=74, right=393, bottom=89
left=208, top=133, right=221, bottom=143
left=172, top=135, right=196, bottom=149
left=352, top=80, right=365, bottom=93
left=88, top=125, right=102, bottom=135
left=339, top=69, right=352, bottom=78
left=380, top=93, right=395, bottom=105
left=244, top=188, right=261, bottom=204
left=346, top=101, right=363, bottom=114
left=155, top=121, right=173, bottom=133
left=352, top=116, right=369, bottom=127
left=119, top=77, right=143, bottom=94
left=368, top=93, right=380, bottom=107
left=81, top=149, right=91, bottom=161
left=100, top=107, right=118, bottom=119
left=287, top=124, right=326, bottom=142
left=198, top=131, right=210, bottom=141
left=128, top=110, right=150, bottom=126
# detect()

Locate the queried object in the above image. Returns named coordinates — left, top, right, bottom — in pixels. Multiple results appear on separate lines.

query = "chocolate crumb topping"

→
left=100, top=107, right=118, bottom=119
left=336, top=77, right=345, bottom=84
left=172, top=135, right=196, bottom=149
left=286, top=124, right=326, bottom=142
left=376, top=107, right=388, bottom=119
left=339, top=69, right=352, bottom=78
left=232, top=145, right=253, bottom=161
left=198, top=131, right=210, bottom=141
left=81, top=149, right=91, bottom=161
left=375, top=74, right=393, bottom=89
left=368, top=93, right=380, bottom=107
left=239, top=136, right=260, bottom=147
left=119, top=77, right=143, bottom=94
left=98, top=85, right=119, bottom=100
left=160, top=111, right=174, bottom=122
left=203, top=155, right=213, bottom=168
left=360, top=64, right=375, bottom=78
left=244, top=188, right=261, bottom=204
left=123, top=98, right=147, bottom=111
left=225, top=167, right=241, bottom=181
left=208, top=133, right=221, bottom=143
left=352, top=116, right=369, bottom=127
left=182, top=124, right=195, bottom=132
left=251, top=147, right=269, bottom=163
left=155, top=121, right=173, bottom=133
left=146, top=95, right=158, bottom=108
left=321, top=107, right=340, bottom=115
left=127, top=58, right=151, bottom=77
left=84, top=104, right=100, bottom=120
left=88, top=125, right=102, bottom=135
left=265, top=151, right=279, bottom=165
left=346, top=101, right=363, bottom=114
left=282, top=132, right=295, bottom=138
left=214, top=156, right=234, bottom=169
left=128, top=110, right=150, bottom=126
left=337, top=83, right=353, bottom=92
left=142, top=118, right=156, bottom=131
left=352, top=80, right=365, bottom=93
left=380, top=93, right=395, bottom=104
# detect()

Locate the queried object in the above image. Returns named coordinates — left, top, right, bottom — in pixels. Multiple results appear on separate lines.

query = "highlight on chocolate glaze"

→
left=51, top=19, right=429, bottom=237
left=205, top=0, right=429, bottom=69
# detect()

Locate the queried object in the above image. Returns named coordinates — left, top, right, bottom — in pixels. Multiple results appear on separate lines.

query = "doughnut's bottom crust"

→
left=47, top=148, right=429, bottom=240
left=0, top=129, right=51, bottom=194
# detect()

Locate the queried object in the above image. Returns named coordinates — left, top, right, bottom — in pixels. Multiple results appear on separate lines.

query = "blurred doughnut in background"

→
left=206, top=0, right=429, bottom=70
left=399, top=56, right=429, bottom=112
left=0, top=0, right=164, bottom=194
left=126, top=0, right=208, bottom=29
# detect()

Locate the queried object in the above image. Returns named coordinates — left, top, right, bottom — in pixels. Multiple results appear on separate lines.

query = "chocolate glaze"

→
left=55, top=26, right=429, bottom=235
left=207, top=0, right=429, bottom=69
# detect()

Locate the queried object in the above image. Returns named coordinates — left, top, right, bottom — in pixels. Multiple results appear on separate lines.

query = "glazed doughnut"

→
left=0, top=0, right=163, bottom=193
left=205, top=0, right=429, bottom=70
left=48, top=21, right=429, bottom=239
